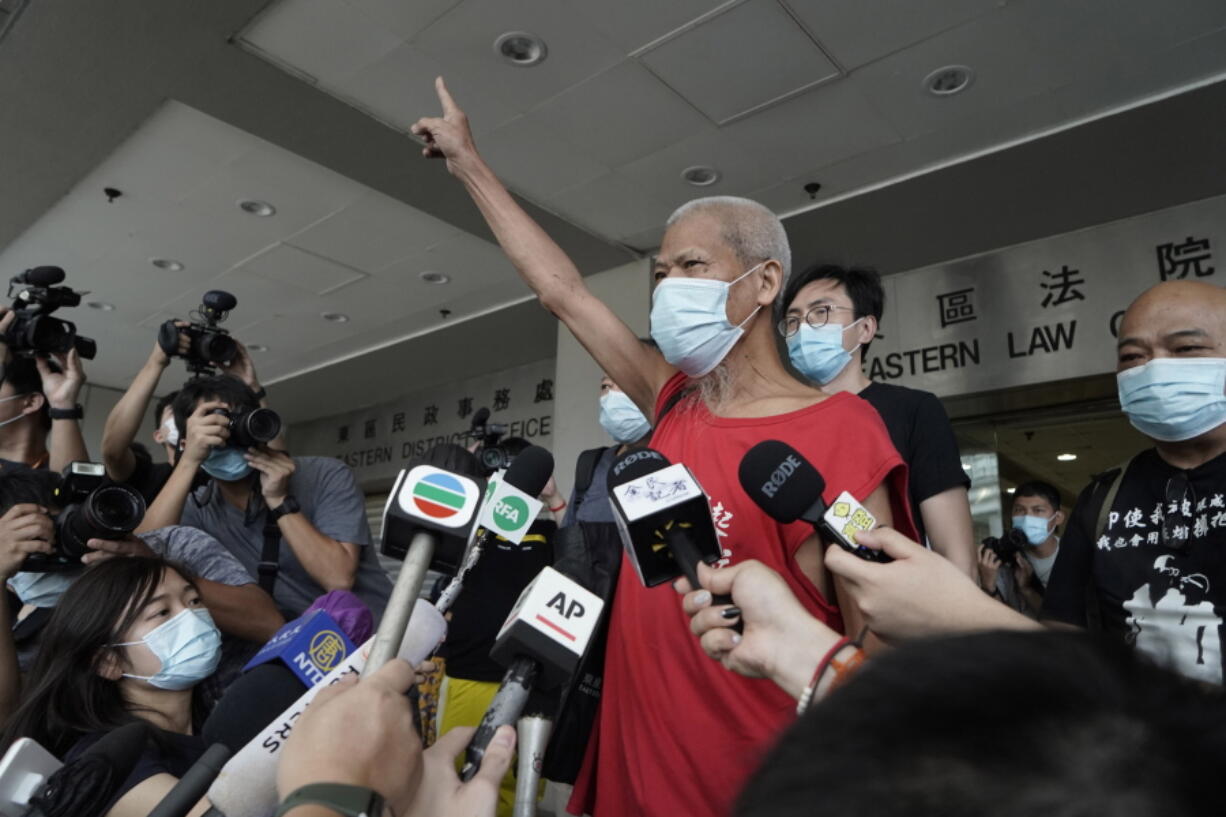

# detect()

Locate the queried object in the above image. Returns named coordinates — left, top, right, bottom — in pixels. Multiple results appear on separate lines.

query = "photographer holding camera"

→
left=979, top=481, right=1063, bottom=618
left=139, top=375, right=392, bottom=620
left=102, top=291, right=280, bottom=504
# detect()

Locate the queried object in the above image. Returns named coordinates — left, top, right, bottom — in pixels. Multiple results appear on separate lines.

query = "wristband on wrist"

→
left=275, top=783, right=387, bottom=817
left=48, top=404, right=83, bottom=420
left=548, top=500, right=567, bottom=513
left=795, top=636, right=864, bottom=715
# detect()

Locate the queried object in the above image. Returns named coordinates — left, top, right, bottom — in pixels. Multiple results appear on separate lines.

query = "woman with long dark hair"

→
left=3, top=556, right=220, bottom=817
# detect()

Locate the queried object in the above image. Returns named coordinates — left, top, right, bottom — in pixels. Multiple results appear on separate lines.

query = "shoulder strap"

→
left=1081, top=455, right=1135, bottom=632
left=571, top=447, right=609, bottom=513
left=656, top=386, right=690, bottom=426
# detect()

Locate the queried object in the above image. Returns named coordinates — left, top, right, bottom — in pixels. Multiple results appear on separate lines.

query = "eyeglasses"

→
left=1162, top=472, right=1196, bottom=553
left=777, top=304, right=856, bottom=338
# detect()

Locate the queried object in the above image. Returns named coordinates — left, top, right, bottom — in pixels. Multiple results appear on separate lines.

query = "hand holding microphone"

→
left=675, top=559, right=843, bottom=701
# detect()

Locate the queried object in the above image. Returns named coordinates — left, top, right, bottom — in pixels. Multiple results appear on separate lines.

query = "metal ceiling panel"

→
left=639, top=0, right=839, bottom=124
left=479, top=114, right=610, bottom=200
left=549, top=171, right=676, bottom=243
left=782, top=0, right=999, bottom=70
left=240, top=243, right=369, bottom=295
left=243, top=0, right=402, bottom=84
left=531, top=60, right=708, bottom=168
left=571, top=0, right=731, bottom=52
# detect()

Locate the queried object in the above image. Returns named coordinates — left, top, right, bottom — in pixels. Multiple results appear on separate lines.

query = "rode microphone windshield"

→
left=739, top=440, right=888, bottom=562
left=607, top=448, right=721, bottom=588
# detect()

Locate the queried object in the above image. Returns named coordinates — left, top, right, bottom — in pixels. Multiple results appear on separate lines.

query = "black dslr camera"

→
left=4, top=267, right=97, bottom=359
left=981, top=526, right=1029, bottom=569
left=211, top=406, right=282, bottom=447
left=22, top=462, right=147, bottom=572
left=159, top=290, right=239, bottom=376
left=470, top=407, right=510, bottom=473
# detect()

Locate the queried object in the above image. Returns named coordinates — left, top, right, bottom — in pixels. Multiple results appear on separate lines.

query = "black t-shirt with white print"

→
left=1043, top=447, right=1226, bottom=684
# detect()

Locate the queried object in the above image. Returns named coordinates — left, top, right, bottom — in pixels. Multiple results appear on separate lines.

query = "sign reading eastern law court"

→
left=866, top=194, right=1223, bottom=398
left=289, top=359, right=555, bottom=486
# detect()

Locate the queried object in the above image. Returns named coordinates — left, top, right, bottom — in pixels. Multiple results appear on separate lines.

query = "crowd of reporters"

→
left=0, top=74, right=1218, bottom=817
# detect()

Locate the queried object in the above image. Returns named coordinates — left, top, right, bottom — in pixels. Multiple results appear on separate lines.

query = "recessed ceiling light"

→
left=246, top=344, right=269, bottom=353
left=1057, top=453, right=1078, bottom=462
left=681, top=165, right=721, bottom=187
left=238, top=199, right=276, bottom=217
left=494, top=31, right=548, bottom=67
left=924, top=65, right=974, bottom=97
left=321, top=312, right=350, bottom=323
left=150, top=258, right=185, bottom=272
left=420, top=271, right=450, bottom=285
left=1006, top=487, right=1016, bottom=494
left=87, top=301, right=115, bottom=311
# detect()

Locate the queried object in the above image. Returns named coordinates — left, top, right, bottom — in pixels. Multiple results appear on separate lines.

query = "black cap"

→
left=503, top=444, right=554, bottom=497
left=738, top=440, right=826, bottom=523
left=607, top=448, right=671, bottom=489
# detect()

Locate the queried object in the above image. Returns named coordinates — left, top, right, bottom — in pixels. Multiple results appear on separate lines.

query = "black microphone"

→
left=200, top=664, right=305, bottom=753
left=24, top=721, right=150, bottom=817
left=15, top=266, right=66, bottom=287
left=606, top=449, right=737, bottom=608
left=738, top=440, right=889, bottom=562
left=146, top=744, right=231, bottom=817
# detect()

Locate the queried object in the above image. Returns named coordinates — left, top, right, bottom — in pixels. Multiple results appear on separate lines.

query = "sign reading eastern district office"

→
left=290, top=359, right=555, bottom=486
left=865, top=194, right=1224, bottom=398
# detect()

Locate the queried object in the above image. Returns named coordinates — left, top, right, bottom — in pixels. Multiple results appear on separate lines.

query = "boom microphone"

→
left=738, top=440, right=887, bottom=562
left=205, top=600, right=447, bottom=817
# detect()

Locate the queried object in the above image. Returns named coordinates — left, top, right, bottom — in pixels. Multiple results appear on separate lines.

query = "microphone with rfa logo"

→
left=477, top=471, right=545, bottom=544
left=460, top=567, right=603, bottom=781
left=738, top=440, right=887, bottom=562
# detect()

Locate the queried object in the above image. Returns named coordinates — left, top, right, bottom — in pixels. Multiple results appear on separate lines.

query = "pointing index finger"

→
left=435, top=76, right=459, bottom=116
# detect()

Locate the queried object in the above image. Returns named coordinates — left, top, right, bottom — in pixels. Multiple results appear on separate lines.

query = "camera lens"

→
left=231, top=407, right=282, bottom=446
left=480, top=447, right=506, bottom=473
left=198, top=331, right=238, bottom=365
left=56, top=484, right=146, bottom=560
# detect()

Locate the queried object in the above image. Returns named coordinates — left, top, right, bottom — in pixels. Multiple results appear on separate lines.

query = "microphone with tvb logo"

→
left=738, top=439, right=887, bottom=562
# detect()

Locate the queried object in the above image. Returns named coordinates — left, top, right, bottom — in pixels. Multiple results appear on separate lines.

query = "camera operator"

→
left=978, top=481, right=1063, bottom=618
left=0, top=468, right=282, bottom=721
left=0, top=309, right=89, bottom=473
left=101, top=323, right=278, bottom=505
left=140, top=375, right=392, bottom=620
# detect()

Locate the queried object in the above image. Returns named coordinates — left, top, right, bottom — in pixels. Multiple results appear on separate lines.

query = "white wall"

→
left=78, top=382, right=160, bottom=463
left=550, top=259, right=650, bottom=500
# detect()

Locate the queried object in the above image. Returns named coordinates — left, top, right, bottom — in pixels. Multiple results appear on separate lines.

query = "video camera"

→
left=159, top=290, right=239, bottom=377
left=3, top=266, right=97, bottom=360
left=210, top=406, right=282, bottom=448
left=470, top=407, right=510, bottom=473
left=22, top=462, right=147, bottom=572
left=981, top=526, right=1029, bottom=569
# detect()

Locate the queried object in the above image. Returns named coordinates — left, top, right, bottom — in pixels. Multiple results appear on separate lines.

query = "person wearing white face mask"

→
left=978, top=481, right=1063, bottom=618
left=413, top=79, right=915, bottom=817
left=1, top=557, right=223, bottom=817
left=1043, top=280, right=1226, bottom=685
left=780, top=264, right=979, bottom=581
left=101, top=322, right=277, bottom=507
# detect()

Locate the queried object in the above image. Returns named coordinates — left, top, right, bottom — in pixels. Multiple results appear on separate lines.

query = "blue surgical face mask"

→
left=650, top=263, right=764, bottom=377
left=8, top=570, right=79, bottom=608
left=599, top=390, right=651, bottom=443
left=201, top=445, right=253, bottom=482
left=1011, top=515, right=1053, bottom=547
left=787, top=319, right=863, bottom=385
left=114, top=608, right=221, bottom=691
left=1117, top=357, right=1226, bottom=442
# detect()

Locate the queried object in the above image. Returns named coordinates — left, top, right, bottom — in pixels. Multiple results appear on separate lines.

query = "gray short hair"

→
left=665, top=196, right=792, bottom=295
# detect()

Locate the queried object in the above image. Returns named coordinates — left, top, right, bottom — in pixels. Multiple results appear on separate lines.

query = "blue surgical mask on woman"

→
left=599, top=391, right=651, bottom=443
left=8, top=570, right=79, bottom=608
left=787, top=319, right=863, bottom=385
left=114, top=608, right=221, bottom=690
left=1011, top=515, right=1053, bottom=547
left=650, top=263, right=764, bottom=377
left=1117, top=357, right=1226, bottom=442
left=201, top=445, right=253, bottom=482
